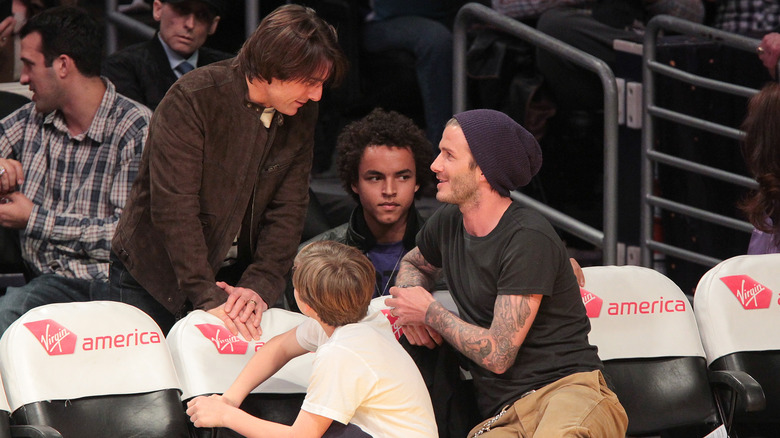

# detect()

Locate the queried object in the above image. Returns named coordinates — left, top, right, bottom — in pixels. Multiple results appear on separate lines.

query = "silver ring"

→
left=0, top=166, right=6, bottom=177
left=758, top=46, right=765, bottom=54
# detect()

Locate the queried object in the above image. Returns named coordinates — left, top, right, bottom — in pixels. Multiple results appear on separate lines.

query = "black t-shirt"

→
left=418, top=203, right=602, bottom=417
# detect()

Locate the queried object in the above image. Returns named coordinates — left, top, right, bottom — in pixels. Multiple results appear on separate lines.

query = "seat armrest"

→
left=708, top=369, right=766, bottom=412
left=10, top=425, right=63, bottom=438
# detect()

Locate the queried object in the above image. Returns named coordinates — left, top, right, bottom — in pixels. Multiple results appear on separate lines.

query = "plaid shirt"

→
left=714, top=0, right=780, bottom=35
left=0, top=80, right=151, bottom=281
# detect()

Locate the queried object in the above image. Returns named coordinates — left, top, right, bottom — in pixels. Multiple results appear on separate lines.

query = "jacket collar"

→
left=345, top=203, right=422, bottom=251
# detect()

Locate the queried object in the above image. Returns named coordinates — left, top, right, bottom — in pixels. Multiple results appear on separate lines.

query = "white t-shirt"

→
left=296, top=312, right=437, bottom=438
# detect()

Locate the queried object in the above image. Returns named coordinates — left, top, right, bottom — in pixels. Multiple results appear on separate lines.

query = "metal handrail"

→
left=641, top=15, right=761, bottom=268
left=453, top=2, right=620, bottom=264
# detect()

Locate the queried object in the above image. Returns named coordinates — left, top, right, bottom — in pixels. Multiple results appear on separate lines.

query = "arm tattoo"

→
left=425, top=294, right=536, bottom=374
left=395, top=247, right=441, bottom=291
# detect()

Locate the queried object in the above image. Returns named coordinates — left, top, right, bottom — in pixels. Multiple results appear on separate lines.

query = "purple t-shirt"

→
left=366, top=241, right=406, bottom=298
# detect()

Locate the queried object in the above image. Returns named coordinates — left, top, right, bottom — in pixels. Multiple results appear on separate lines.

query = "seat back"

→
left=167, top=309, right=314, bottom=436
left=0, top=301, right=189, bottom=438
left=694, top=253, right=780, bottom=427
left=582, top=265, right=720, bottom=436
left=0, top=373, right=10, bottom=438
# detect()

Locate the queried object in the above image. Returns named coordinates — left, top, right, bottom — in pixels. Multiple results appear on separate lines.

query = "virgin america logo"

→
left=195, top=324, right=248, bottom=354
left=580, top=288, right=603, bottom=318
left=381, top=309, right=404, bottom=341
left=24, top=319, right=77, bottom=355
left=719, top=275, right=773, bottom=310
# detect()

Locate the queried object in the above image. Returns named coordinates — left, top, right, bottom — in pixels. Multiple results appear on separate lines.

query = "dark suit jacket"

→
left=102, top=36, right=233, bottom=110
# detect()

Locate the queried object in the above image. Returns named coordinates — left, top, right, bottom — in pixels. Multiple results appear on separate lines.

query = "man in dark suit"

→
left=102, top=0, right=233, bottom=110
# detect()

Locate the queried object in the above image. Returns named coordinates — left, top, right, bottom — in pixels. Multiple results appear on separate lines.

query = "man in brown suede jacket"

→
left=109, top=4, right=347, bottom=338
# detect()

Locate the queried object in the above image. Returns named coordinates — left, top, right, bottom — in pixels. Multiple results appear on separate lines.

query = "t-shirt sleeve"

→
left=416, top=206, right=445, bottom=268
left=497, top=229, right=563, bottom=297
left=300, top=345, right=378, bottom=425
left=295, top=318, right=328, bottom=352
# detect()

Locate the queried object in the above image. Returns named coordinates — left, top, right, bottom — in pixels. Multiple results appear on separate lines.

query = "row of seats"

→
left=0, top=254, right=778, bottom=437
left=0, top=302, right=316, bottom=437
left=582, top=253, right=780, bottom=437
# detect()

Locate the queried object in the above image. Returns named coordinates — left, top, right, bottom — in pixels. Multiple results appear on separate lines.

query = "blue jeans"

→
left=108, top=251, right=177, bottom=334
left=363, top=15, right=453, bottom=147
left=0, top=274, right=110, bottom=336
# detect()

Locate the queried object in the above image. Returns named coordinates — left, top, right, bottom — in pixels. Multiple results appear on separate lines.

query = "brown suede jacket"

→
left=112, top=59, right=315, bottom=315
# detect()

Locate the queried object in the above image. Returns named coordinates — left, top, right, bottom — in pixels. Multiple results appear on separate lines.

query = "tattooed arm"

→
left=426, top=294, right=542, bottom=374
left=393, top=247, right=442, bottom=290
left=389, top=280, right=542, bottom=374
left=386, top=247, right=445, bottom=349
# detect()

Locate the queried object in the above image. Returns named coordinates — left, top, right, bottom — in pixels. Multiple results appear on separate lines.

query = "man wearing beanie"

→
left=386, top=109, right=628, bottom=436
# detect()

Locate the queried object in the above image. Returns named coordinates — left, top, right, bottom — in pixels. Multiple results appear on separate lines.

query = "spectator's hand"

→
left=206, top=300, right=262, bottom=341
left=186, top=394, right=232, bottom=428
left=0, top=16, right=14, bottom=50
left=0, top=158, right=23, bottom=195
left=570, top=258, right=585, bottom=287
left=758, top=33, right=780, bottom=79
left=386, top=285, right=435, bottom=326
left=218, top=281, right=266, bottom=326
left=0, top=191, right=32, bottom=229
left=401, top=324, right=443, bottom=349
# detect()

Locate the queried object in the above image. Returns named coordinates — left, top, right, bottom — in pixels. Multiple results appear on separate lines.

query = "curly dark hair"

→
left=336, top=108, right=434, bottom=203
left=739, top=82, right=780, bottom=245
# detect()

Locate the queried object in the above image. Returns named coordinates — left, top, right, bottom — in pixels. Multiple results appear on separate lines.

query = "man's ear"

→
left=208, top=16, right=220, bottom=35
left=54, top=55, right=69, bottom=79
left=152, top=0, right=164, bottom=21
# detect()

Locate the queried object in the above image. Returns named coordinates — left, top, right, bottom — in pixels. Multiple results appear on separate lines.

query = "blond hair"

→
left=293, top=241, right=374, bottom=326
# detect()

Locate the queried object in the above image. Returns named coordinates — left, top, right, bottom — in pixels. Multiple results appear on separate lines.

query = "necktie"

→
left=175, top=61, right=195, bottom=76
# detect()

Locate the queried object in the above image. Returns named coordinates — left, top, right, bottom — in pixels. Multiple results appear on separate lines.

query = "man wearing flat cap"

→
left=386, top=109, right=628, bottom=436
left=102, top=0, right=232, bottom=110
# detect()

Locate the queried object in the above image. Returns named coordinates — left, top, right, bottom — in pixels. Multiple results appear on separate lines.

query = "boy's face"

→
left=351, top=145, right=419, bottom=231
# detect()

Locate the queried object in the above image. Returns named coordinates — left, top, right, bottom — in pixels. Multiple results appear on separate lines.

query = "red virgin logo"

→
left=381, top=309, right=404, bottom=341
left=195, top=324, right=248, bottom=354
left=580, top=288, right=603, bottom=318
left=719, top=275, right=773, bottom=310
left=24, top=319, right=77, bottom=355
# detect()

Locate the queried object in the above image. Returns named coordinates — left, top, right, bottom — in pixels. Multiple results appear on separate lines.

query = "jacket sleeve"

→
left=145, top=85, right=226, bottom=311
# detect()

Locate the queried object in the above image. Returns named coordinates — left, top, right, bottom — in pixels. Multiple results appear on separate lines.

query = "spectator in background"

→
left=739, top=82, right=780, bottom=254
left=110, top=5, right=347, bottom=338
left=535, top=0, right=705, bottom=111
left=103, top=0, right=232, bottom=110
left=296, top=108, right=434, bottom=303
left=0, top=6, right=151, bottom=334
left=363, top=0, right=467, bottom=148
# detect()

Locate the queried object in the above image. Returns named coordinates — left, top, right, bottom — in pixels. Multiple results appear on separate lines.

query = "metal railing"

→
left=640, top=15, right=761, bottom=268
left=453, top=3, right=620, bottom=265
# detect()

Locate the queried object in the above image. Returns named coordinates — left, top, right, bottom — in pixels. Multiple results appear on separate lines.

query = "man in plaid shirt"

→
left=0, top=7, right=151, bottom=334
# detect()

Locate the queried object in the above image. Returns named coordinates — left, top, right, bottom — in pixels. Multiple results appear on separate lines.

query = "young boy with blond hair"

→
left=186, top=240, right=437, bottom=438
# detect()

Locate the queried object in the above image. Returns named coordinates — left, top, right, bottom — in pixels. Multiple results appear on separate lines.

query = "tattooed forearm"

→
left=396, top=247, right=441, bottom=290
left=425, top=294, right=538, bottom=374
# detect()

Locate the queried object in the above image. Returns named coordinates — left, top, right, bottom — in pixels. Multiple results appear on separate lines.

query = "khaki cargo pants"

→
left=468, top=370, right=628, bottom=437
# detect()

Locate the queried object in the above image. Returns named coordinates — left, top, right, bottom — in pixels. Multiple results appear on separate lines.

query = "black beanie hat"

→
left=452, top=109, right=542, bottom=197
